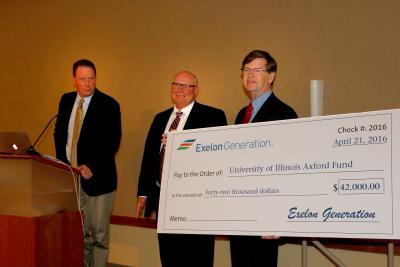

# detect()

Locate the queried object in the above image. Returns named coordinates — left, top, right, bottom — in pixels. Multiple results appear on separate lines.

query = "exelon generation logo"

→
left=177, top=137, right=272, bottom=152
left=177, top=139, right=196, bottom=150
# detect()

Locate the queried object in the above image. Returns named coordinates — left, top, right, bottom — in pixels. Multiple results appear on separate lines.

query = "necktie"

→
left=242, top=103, right=253, bottom=124
left=159, top=111, right=183, bottom=180
left=70, top=98, right=84, bottom=167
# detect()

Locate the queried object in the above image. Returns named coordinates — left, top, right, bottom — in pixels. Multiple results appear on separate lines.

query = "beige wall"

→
left=1, top=1, right=400, bottom=265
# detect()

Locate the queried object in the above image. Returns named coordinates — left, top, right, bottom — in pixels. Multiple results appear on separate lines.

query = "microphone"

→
left=26, top=114, right=58, bottom=155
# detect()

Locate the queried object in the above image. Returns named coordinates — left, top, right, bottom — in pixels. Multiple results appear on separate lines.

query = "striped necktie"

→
left=70, top=98, right=84, bottom=167
left=159, top=111, right=183, bottom=180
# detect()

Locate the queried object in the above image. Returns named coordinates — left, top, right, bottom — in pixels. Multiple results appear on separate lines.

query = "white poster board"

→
left=158, top=109, right=400, bottom=239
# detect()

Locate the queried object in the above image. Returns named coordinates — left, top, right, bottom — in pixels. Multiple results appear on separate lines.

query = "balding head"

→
left=170, top=70, right=199, bottom=109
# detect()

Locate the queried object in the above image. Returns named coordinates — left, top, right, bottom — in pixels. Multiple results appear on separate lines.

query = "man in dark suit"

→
left=136, top=70, right=227, bottom=267
left=230, top=50, right=297, bottom=267
left=54, top=59, right=121, bottom=267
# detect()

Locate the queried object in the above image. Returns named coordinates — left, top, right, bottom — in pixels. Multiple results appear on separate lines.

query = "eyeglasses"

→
left=171, top=82, right=197, bottom=90
left=241, top=67, right=268, bottom=74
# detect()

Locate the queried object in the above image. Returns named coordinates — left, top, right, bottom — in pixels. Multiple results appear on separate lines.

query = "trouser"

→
left=230, top=236, right=279, bottom=267
left=80, top=187, right=115, bottom=267
left=158, top=233, right=215, bottom=267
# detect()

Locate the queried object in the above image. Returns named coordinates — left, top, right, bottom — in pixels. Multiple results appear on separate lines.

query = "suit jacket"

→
left=54, top=89, right=122, bottom=196
left=231, top=92, right=297, bottom=267
left=235, top=92, right=297, bottom=124
left=137, top=101, right=227, bottom=216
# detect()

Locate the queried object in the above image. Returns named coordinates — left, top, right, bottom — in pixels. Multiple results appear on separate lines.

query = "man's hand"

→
left=78, top=164, right=93, bottom=179
left=135, top=197, right=147, bottom=218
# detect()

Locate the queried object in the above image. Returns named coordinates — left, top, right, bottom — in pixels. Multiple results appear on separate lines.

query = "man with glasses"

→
left=136, top=70, right=227, bottom=267
left=230, top=50, right=297, bottom=267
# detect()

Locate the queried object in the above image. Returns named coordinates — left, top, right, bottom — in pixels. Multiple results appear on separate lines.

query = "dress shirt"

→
left=250, top=89, right=272, bottom=122
left=66, top=94, right=93, bottom=162
left=163, top=101, right=195, bottom=133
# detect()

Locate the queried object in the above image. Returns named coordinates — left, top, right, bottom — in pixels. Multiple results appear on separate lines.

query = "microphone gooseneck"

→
left=26, top=114, right=58, bottom=155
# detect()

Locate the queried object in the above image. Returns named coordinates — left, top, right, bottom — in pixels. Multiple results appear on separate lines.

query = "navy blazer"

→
left=137, top=101, right=227, bottom=216
left=231, top=92, right=297, bottom=267
left=54, top=89, right=121, bottom=196
left=235, top=92, right=297, bottom=124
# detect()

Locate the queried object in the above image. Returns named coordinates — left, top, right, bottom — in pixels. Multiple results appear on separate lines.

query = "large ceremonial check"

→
left=158, top=109, right=400, bottom=239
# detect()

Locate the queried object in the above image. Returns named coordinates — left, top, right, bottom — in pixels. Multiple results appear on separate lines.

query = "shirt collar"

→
left=75, top=93, right=94, bottom=105
left=251, top=90, right=272, bottom=113
left=174, top=101, right=195, bottom=115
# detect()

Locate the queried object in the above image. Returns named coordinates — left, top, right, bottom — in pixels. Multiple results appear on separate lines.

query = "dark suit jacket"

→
left=231, top=92, right=297, bottom=267
left=137, top=101, right=227, bottom=216
left=54, top=89, right=121, bottom=196
left=235, top=92, right=297, bottom=124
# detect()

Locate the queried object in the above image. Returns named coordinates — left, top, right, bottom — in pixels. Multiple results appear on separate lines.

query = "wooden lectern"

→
left=0, top=155, right=83, bottom=267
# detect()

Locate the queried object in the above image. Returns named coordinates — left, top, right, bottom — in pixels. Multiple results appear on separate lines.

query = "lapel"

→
left=64, top=92, right=77, bottom=119
left=76, top=89, right=99, bottom=138
left=160, top=107, right=173, bottom=131
left=252, top=92, right=277, bottom=123
left=82, top=89, right=98, bottom=126
left=182, top=101, right=198, bottom=130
